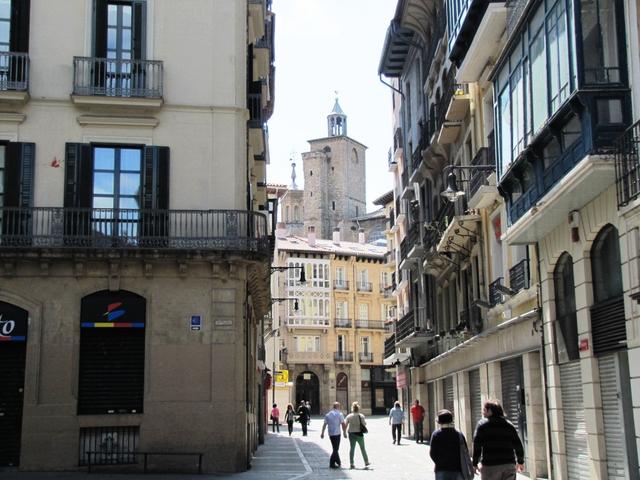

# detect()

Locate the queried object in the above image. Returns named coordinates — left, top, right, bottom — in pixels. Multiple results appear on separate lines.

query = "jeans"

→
left=272, top=417, right=279, bottom=432
left=329, top=434, right=342, bottom=467
left=435, top=472, right=464, bottom=480
left=301, top=420, right=308, bottom=436
left=391, top=423, right=402, bottom=443
left=480, top=463, right=517, bottom=480
left=287, top=420, right=293, bottom=435
left=348, top=433, right=369, bottom=466
left=414, top=421, right=424, bottom=442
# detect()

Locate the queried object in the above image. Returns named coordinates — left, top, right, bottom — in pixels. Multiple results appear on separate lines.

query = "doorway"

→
left=295, top=371, right=320, bottom=414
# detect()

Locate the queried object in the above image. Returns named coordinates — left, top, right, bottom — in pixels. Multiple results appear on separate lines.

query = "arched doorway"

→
left=336, top=372, right=348, bottom=412
left=295, top=371, right=320, bottom=414
left=0, top=301, right=29, bottom=466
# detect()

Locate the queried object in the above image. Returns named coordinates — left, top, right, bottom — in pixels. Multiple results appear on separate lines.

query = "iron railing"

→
left=334, top=351, right=354, bottom=362
left=0, top=52, right=29, bottom=91
left=333, top=280, right=349, bottom=290
left=384, top=333, right=396, bottom=359
left=505, top=0, right=529, bottom=37
left=468, top=147, right=495, bottom=198
left=401, top=167, right=409, bottom=192
left=424, top=202, right=454, bottom=249
left=79, top=426, right=139, bottom=466
left=359, top=352, right=374, bottom=362
left=248, top=92, right=264, bottom=128
left=334, top=318, right=352, bottom=328
left=356, top=282, right=373, bottom=292
left=0, top=207, right=269, bottom=256
left=615, top=119, right=640, bottom=207
left=509, top=258, right=530, bottom=293
left=395, top=310, right=416, bottom=343
left=355, top=320, right=386, bottom=330
left=489, top=277, right=504, bottom=306
left=287, top=317, right=330, bottom=327
left=73, top=57, right=163, bottom=98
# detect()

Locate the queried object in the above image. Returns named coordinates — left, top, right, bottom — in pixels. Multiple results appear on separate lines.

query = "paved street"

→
left=1, top=416, right=529, bottom=480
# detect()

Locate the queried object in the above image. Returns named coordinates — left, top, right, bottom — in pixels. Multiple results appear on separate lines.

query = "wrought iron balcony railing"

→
left=384, top=333, right=396, bottom=359
left=334, top=318, right=352, bottom=328
left=334, top=351, right=354, bottom=362
left=468, top=147, right=495, bottom=198
left=509, top=258, right=530, bottom=293
left=333, top=280, right=349, bottom=290
left=0, top=52, right=29, bottom=91
left=248, top=92, right=265, bottom=128
left=359, top=352, right=374, bottom=363
left=356, top=282, right=373, bottom=292
left=0, top=207, right=269, bottom=256
left=395, top=310, right=416, bottom=343
left=73, top=57, right=163, bottom=98
left=615, top=119, right=640, bottom=207
left=355, top=320, right=386, bottom=330
left=489, top=277, right=504, bottom=306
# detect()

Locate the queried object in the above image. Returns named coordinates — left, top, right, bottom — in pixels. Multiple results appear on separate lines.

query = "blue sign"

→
left=190, top=315, right=202, bottom=331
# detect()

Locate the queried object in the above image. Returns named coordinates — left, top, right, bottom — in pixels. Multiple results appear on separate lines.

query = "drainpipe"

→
left=534, top=242, right=554, bottom=479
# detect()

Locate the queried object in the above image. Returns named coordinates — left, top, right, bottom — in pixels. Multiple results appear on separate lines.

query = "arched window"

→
left=554, top=253, right=579, bottom=362
left=591, top=224, right=622, bottom=303
left=293, top=205, right=300, bottom=222
left=78, top=290, right=146, bottom=414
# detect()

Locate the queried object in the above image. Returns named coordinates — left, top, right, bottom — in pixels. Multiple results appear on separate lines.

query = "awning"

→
left=436, top=214, right=481, bottom=254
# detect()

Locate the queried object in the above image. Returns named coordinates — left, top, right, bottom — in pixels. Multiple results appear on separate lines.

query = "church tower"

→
left=302, top=97, right=367, bottom=240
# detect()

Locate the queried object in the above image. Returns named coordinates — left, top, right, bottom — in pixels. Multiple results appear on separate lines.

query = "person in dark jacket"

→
left=297, top=400, right=310, bottom=436
left=472, top=399, right=525, bottom=480
left=429, top=409, right=470, bottom=480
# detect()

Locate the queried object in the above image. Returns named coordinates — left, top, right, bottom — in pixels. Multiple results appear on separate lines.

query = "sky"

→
left=267, top=0, right=397, bottom=211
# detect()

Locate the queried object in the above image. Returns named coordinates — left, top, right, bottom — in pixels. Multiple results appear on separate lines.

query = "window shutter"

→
left=132, top=0, right=146, bottom=60
left=93, top=0, right=108, bottom=58
left=142, top=146, right=169, bottom=210
left=64, top=143, right=92, bottom=208
left=10, top=0, right=30, bottom=53
left=5, top=142, right=35, bottom=208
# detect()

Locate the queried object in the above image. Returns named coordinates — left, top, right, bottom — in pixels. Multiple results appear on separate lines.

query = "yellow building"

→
left=268, top=226, right=396, bottom=415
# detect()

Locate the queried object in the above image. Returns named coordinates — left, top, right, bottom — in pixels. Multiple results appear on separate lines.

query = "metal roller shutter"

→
left=500, top=357, right=526, bottom=442
left=443, top=376, right=454, bottom=417
left=427, top=382, right=435, bottom=440
left=559, top=361, right=590, bottom=480
left=0, top=342, right=26, bottom=466
left=468, top=369, right=482, bottom=431
left=599, top=354, right=627, bottom=480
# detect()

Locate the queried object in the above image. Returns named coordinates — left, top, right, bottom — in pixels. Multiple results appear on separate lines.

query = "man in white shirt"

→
left=321, top=402, right=346, bottom=469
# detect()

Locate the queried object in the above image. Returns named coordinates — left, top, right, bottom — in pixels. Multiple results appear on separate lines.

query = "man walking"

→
left=321, top=402, right=346, bottom=469
left=388, top=401, right=405, bottom=445
left=472, top=399, right=525, bottom=479
left=410, top=399, right=426, bottom=443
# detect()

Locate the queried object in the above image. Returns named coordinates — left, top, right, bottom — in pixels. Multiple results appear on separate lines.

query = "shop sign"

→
left=0, top=303, right=28, bottom=342
left=275, top=369, right=289, bottom=383
left=396, top=371, right=407, bottom=388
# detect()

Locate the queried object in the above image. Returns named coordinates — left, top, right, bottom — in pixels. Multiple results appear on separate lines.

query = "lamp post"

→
left=440, top=164, right=496, bottom=202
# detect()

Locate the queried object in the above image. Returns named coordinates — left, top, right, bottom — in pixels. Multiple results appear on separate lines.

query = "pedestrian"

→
left=270, top=403, right=280, bottom=433
left=344, top=401, right=370, bottom=470
left=320, top=401, right=346, bottom=469
left=284, top=403, right=296, bottom=436
left=472, top=399, right=525, bottom=479
left=306, top=400, right=312, bottom=425
left=429, top=409, right=472, bottom=480
left=389, top=401, right=405, bottom=445
left=411, top=399, right=426, bottom=443
left=297, top=400, right=310, bottom=436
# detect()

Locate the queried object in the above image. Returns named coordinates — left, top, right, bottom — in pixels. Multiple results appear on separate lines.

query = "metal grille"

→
left=443, top=376, right=454, bottom=417
left=599, top=354, right=627, bottom=479
left=501, top=357, right=526, bottom=442
left=559, top=361, right=589, bottom=479
left=426, top=382, right=436, bottom=440
left=0, top=52, right=29, bottom=91
left=0, top=342, right=26, bottom=466
left=591, top=295, right=626, bottom=355
left=73, top=57, right=163, bottom=98
left=615, top=119, right=640, bottom=207
left=468, top=369, right=482, bottom=431
left=79, top=426, right=139, bottom=466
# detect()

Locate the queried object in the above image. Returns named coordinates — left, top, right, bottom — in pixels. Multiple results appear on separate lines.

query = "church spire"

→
left=290, top=158, right=298, bottom=190
left=327, top=93, right=347, bottom=137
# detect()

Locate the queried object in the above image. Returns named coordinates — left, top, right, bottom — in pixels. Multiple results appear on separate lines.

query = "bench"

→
left=85, top=451, right=203, bottom=474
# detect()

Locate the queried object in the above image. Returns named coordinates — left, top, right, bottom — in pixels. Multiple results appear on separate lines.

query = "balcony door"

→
left=92, top=146, right=142, bottom=242
left=0, top=0, right=30, bottom=89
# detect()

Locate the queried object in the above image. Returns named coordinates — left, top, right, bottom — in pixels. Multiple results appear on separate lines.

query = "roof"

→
left=276, top=235, right=386, bottom=258
left=330, top=98, right=345, bottom=115
left=373, top=190, right=394, bottom=206
left=352, top=208, right=386, bottom=221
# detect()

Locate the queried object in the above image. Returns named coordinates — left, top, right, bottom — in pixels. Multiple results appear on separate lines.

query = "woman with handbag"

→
left=344, top=401, right=371, bottom=470
left=429, top=409, right=475, bottom=480
left=284, top=403, right=296, bottom=436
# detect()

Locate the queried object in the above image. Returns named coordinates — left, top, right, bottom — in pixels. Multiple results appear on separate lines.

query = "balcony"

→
left=400, top=168, right=413, bottom=199
left=72, top=57, right=163, bottom=108
left=615, top=119, right=640, bottom=207
left=356, top=282, right=373, bottom=293
left=333, top=280, right=349, bottom=290
left=388, top=147, right=397, bottom=171
left=334, top=351, right=354, bottom=362
left=286, top=317, right=330, bottom=328
left=0, top=207, right=269, bottom=258
left=334, top=318, right=352, bottom=328
left=286, top=351, right=332, bottom=364
left=395, top=310, right=432, bottom=348
left=468, top=141, right=499, bottom=209
left=380, top=285, right=394, bottom=297
left=489, top=277, right=504, bottom=306
left=444, top=83, right=470, bottom=122
left=355, top=320, right=386, bottom=330
left=0, top=52, right=29, bottom=102
left=359, top=352, right=374, bottom=363
left=384, top=334, right=396, bottom=360
left=508, top=258, right=530, bottom=293
left=248, top=0, right=267, bottom=41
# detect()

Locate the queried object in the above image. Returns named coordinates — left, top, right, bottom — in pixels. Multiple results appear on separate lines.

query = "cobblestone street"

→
left=1, top=417, right=531, bottom=480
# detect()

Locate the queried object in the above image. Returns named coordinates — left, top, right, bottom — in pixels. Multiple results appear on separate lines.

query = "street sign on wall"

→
left=275, top=370, right=289, bottom=383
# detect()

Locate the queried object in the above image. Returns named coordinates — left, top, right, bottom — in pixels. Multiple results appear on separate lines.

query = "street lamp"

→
left=270, top=265, right=306, bottom=284
left=440, top=164, right=496, bottom=202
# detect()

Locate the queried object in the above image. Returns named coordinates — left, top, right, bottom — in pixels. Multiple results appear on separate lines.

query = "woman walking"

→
left=344, top=402, right=370, bottom=470
left=284, top=403, right=296, bottom=436
left=270, top=403, right=280, bottom=433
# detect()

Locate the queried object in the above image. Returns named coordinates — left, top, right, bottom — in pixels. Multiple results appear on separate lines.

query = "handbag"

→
left=359, top=414, right=368, bottom=434
left=458, top=431, right=475, bottom=480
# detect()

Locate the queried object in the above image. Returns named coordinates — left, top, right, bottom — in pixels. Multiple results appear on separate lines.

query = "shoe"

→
left=350, top=465, right=355, bottom=470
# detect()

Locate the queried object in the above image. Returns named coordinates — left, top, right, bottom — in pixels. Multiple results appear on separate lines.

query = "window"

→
left=336, top=301, right=348, bottom=320
left=293, top=205, right=299, bottom=222
left=336, top=267, right=346, bottom=287
left=295, top=336, right=320, bottom=352
left=285, top=205, right=290, bottom=222
left=581, top=0, right=621, bottom=83
left=360, top=336, right=370, bottom=355
left=332, top=201, right=335, bottom=211
left=380, top=271, right=389, bottom=288
left=358, top=269, right=369, bottom=289
left=95, top=0, right=146, bottom=60
left=358, top=304, right=369, bottom=321
left=0, top=142, right=34, bottom=238
left=591, top=224, right=623, bottom=303
left=0, top=0, right=29, bottom=54
left=554, top=253, right=579, bottom=362
left=78, top=290, right=145, bottom=414
left=337, top=334, right=346, bottom=353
